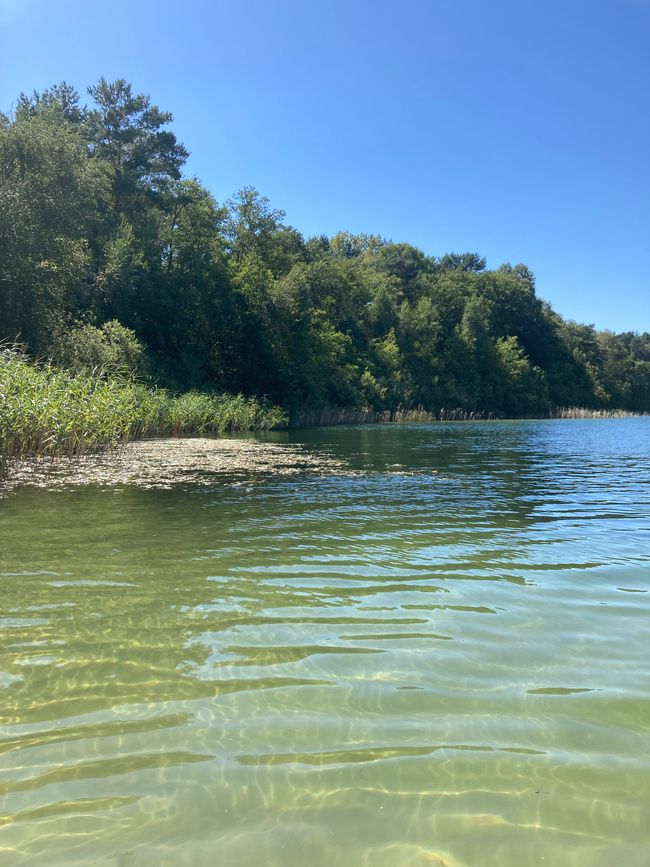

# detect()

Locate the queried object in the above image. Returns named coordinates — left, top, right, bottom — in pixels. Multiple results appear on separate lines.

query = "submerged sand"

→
left=3, top=437, right=350, bottom=489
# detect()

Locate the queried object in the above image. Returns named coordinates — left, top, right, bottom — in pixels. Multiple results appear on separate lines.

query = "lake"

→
left=1, top=419, right=649, bottom=866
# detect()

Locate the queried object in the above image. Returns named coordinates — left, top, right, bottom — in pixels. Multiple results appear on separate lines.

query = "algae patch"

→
left=3, top=437, right=350, bottom=489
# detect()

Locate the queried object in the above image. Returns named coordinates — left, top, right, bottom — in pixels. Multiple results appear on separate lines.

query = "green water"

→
left=1, top=420, right=649, bottom=866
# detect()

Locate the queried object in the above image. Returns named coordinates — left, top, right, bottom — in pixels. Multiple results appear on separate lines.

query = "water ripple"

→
left=0, top=419, right=648, bottom=865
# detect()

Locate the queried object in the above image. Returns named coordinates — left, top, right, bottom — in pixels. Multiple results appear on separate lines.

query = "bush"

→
left=54, top=320, right=148, bottom=377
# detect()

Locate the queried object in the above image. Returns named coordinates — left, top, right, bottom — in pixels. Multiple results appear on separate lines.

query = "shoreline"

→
left=2, top=413, right=647, bottom=490
left=288, top=406, right=644, bottom=427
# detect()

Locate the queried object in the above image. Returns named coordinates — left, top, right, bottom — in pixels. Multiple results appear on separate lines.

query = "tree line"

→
left=1, top=79, right=649, bottom=417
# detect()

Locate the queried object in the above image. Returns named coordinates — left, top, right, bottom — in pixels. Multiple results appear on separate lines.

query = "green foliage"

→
left=16, top=82, right=87, bottom=126
left=440, top=252, right=487, bottom=273
left=329, top=232, right=384, bottom=259
left=494, top=336, right=549, bottom=416
left=54, top=320, right=148, bottom=377
left=225, top=186, right=305, bottom=276
left=0, top=106, right=102, bottom=353
left=86, top=77, right=188, bottom=215
left=1, top=76, right=649, bottom=430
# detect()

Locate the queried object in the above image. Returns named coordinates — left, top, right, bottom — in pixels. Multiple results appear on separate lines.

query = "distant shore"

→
left=289, top=405, right=644, bottom=427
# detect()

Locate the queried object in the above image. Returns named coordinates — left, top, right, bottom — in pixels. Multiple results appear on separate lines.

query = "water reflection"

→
left=0, top=419, right=649, bottom=865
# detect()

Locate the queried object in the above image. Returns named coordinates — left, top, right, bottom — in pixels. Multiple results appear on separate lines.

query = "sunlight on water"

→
left=1, top=420, right=649, bottom=866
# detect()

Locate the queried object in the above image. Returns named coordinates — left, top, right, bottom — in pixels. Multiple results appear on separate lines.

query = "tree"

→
left=372, top=242, right=431, bottom=300
left=440, top=252, right=486, bottom=272
left=86, top=78, right=188, bottom=216
left=329, top=232, right=384, bottom=259
left=494, top=336, right=549, bottom=415
left=224, top=186, right=305, bottom=276
left=0, top=108, right=102, bottom=354
left=16, top=82, right=86, bottom=125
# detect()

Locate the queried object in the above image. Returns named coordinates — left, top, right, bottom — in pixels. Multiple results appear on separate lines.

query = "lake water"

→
left=1, top=420, right=649, bottom=866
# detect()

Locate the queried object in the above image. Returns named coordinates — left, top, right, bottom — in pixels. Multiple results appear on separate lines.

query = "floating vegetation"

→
left=3, top=437, right=351, bottom=489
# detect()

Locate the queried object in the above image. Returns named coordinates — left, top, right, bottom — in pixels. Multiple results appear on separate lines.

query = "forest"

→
left=2, top=78, right=649, bottom=419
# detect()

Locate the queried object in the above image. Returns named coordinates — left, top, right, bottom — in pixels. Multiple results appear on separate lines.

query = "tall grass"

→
left=290, top=406, right=499, bottom=427
left=550, top=406, right=642, bottom=419
left=0, top=347, right=287, bottom=473
left=290, top=404, right=644, bottom=427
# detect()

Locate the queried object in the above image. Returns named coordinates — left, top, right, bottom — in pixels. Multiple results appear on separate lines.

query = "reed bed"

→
left=291, top=404, right=644, bottom=427
left=0, top=348, right=287, bottom=474
left=290, top=406, right=498, bottom=427
left=549, top=406, right=642, bottom=419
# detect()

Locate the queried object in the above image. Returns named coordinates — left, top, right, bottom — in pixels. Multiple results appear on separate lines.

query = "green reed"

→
left=0, top=348, right=287, bottom=472
left=289, top=406, right=500, bottom=427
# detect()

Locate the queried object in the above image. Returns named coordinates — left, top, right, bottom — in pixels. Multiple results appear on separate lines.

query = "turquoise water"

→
left=1, top=419, right=649, bottom=866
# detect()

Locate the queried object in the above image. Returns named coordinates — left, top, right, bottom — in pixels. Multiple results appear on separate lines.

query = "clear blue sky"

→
left=1, top=0, right=648, bottom=332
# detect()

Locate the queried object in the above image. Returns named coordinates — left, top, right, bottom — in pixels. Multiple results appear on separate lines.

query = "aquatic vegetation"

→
left=290, top=406, right=502, bottom=426
left=5, top=437, right=351, bottom=489
left=550, top=406, right=642, bottom=419
left=290, top=404, right=642, bottom=427
left=0, top=347, right=287, bottom=471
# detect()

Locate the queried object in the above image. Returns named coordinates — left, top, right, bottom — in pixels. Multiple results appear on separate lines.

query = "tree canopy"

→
left=1, top=79, right=648, bottom=415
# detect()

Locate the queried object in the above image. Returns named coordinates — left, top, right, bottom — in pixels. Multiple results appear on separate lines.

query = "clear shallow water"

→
left=0, top=419, right=649, bottom=866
